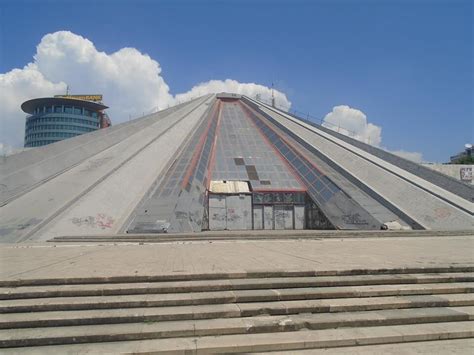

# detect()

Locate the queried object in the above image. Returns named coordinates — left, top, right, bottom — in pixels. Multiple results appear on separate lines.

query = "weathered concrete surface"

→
left=0, top=234, right=472, bottom=353
left=0, top=99, right=197, bottom=205
left=0, top=233, right=472, bottom=281
left=255, top=338, right=474, bottom=354
left=1, top=307, right=473, bottom=348
left=1, top=322, right=473, bottom=354
left=251, top=98, right=473, bottom=229
left=2, top=293, right=473, bottom=329
left=2, top=282, right=471, bottom=308
left=0, top=95, right=214, bottom=243
left=423, top=163, right=473, bottom=186
left=2, top=94, right=472, bottom=246
left=49, top=228, right=474, bottom=243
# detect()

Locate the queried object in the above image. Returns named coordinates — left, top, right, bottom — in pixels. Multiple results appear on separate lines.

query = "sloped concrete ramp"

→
left=0, top=93, right=472, bottom=243
left=0, top=95, right=214, bottom=242
left=245, top=97, right=472, bottom=230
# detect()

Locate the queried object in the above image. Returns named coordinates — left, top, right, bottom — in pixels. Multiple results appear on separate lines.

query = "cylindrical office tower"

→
left=21, top=96, right=109, bottom=148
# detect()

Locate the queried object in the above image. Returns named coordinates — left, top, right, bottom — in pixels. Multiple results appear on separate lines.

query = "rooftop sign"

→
left=54, top=94, right=103, bottom=102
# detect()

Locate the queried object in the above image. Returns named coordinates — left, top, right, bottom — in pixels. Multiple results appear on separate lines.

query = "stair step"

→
left=47, top=229, right=474, bottom=243
left=2, top=294, right=473, bottom=329
left=1, top=283, right=472, bottom=313
left=237, top=294, right=474, bottom=317
left=2, top=272, right=472, bottom=300
left=253, top=338, right=474, bottom=354
left=2, top=266, right=472, bottom=287
left=1, top=306, right=473, bottom=348
left=1, top=321, right=473, bottom=353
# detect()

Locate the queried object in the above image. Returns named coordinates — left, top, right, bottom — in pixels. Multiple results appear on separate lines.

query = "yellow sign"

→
left=55, top=94, right=103, bottom=102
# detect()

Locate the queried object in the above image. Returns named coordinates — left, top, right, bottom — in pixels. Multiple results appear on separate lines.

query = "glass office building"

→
left=21, top=97, right=109, bottom=148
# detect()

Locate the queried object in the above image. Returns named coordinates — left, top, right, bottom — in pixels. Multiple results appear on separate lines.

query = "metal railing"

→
left=253, top=97, right=373, bottom=145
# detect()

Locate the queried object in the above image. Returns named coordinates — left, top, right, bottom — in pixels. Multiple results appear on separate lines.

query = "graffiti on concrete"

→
left=71, top=213, right=114, bottom=229
left=80, top=157, right=113, bottom=172
left=0, top=218, right=42, bottom=237
left=460, top=167, right=472, bottom=181
left=434, top=208, right=451, bottom=219
left=226, top=208, right=242, bottom=222
left=211, top=213, right=226, bottom=221
left=342, top=213, right=368, bottom=225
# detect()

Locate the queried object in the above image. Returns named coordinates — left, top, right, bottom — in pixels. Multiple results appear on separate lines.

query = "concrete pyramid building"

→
left=0, top=93, right=472, bottom=242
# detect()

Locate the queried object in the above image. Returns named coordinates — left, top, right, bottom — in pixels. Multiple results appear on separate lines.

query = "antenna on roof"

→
left=66, top=85, right=70, bottom=96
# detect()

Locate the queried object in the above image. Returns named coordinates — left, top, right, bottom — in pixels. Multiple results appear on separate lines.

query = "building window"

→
left=263, top=193, right=273, bottom=204
left=45, top=106, right=52, bottom=113
left=64, top=106, right=73, bottom=114
left=253, top=193, right=264, bottom=204
left=54, top=106, right=63, bottom=113
left=73, top=107, right=82, bottom=115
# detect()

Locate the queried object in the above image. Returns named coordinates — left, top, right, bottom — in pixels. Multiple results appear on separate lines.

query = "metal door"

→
left=208, top=195, right=226, bottom=230
left=253, top=205, right=263, bottom=230
left=226, top=194, right=252, bottom=230
left=263, top=205, right=273, bottom=230
left=274, top=205, right=294, bottom=230
left=294, top=205, right=305, bottom=229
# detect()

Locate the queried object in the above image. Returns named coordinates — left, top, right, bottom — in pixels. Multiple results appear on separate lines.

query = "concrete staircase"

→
left=1, top=267, right=473, bottom=353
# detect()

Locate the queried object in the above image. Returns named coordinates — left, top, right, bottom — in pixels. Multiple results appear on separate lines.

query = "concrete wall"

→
left=249, top=98, right=472, bottom=231
left=287, top=113, right=472, bottom=201
left=208, top=194, right=252, bottom=231
left=423, top=164, right=473, bottom=185
left=0, top=96, right=213, bottom=242
left=242, top=98, right=411, bottom=229
left=0, top=98, right=201, bottom=206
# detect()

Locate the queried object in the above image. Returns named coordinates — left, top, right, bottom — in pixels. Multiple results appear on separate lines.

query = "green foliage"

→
left=453, top=155, right=474, bottom=164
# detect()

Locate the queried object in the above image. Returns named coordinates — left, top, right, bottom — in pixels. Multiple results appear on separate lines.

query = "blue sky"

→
left=0, top=0, right=472, bottom=162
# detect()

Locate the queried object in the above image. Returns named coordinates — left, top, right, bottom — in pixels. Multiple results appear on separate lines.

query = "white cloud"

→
left=33, top=31, right=174, bottom=119
left=0, top=31, right=291, bottom=149
left=322, top=105, right=382, bottom=146
left=0, top=63, right=66, bottom=148
left=390, top=150, right=423, bottom=163
left=174, top=79, right=291, bottom=111
left=0, top=30, right=420, bottom=164
left=0, top=142, right=16, bottom=156
left=322, top=104, right=423, bottom=162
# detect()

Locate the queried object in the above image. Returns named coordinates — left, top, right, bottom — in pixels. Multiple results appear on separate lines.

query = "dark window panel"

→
left=321, top=188, right=334, bottom=202
left=253, top=193, right=264, bottom=204
left=313, top=179, right=324, bottom=192
left=263, top=193, right=273, bottom=203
